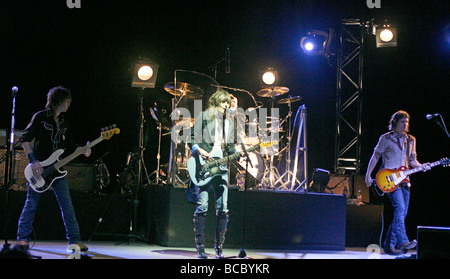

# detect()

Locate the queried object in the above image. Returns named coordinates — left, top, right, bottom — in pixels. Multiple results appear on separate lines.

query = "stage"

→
left=0, top=184, right=384, bottom=255
left=1, top=240, right=409, bottom=260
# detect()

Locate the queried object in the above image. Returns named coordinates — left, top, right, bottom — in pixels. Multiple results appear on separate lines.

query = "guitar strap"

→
left=406, top=134, right=410, bottom=167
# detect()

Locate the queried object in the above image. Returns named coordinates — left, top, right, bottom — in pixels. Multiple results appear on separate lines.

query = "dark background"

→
left=1, top=0, right=449, bottom=241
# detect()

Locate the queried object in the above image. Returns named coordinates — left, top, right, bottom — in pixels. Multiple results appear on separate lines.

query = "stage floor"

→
left=4, top=240, right=414, bottom=259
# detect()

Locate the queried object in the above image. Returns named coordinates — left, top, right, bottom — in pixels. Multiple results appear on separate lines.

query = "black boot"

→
left=214, top=212, right=229, bottom=259
left=193, top=213, right=207, bottom=259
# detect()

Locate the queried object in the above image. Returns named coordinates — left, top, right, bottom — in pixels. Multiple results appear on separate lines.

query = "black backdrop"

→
left=1, top=0, right=449, bottom=240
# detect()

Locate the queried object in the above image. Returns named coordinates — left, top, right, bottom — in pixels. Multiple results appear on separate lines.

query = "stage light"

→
left=262, top=71, right=276, bottom=85
left=259, top=68, right=279, bottom=87
left=137, top=66, right=153, bottom=81
left=131, top=60, right=159, bottom=88
left=376, top=24, right=397, bottom=48
left=300, top=30, right=330, bottom=56
left=379, top=29, right=394, bottom=42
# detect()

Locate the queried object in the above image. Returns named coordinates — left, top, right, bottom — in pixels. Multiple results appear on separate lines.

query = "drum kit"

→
left=150, top=78, right=304, bottom=190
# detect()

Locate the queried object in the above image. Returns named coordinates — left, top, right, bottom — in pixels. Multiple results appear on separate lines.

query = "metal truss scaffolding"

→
left=334, top=19, right=364, bottom=175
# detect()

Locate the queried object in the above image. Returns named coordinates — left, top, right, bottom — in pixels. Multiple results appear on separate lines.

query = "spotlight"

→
left=300, top=30, right=330, bottom=56
left=260, top=68, right=279, bottom=87
left=376, top=24, right=397, bottom=48
left=131, top=60, right=159, bottom=88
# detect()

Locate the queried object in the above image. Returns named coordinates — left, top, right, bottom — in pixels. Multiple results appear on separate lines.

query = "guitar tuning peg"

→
left=101, top=127, right=105, bottom=132
left=112, top=124, right=117, bottom=128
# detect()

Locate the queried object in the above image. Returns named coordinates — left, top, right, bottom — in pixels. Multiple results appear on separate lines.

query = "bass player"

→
left=16, top=86, right=91, bottom=251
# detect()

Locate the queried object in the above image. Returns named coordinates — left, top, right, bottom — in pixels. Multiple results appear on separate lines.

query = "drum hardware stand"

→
left=274, top=99, right=300, bottom=190
left=291, top=105, right=309, bottom=192
left=257, top=94, right=282, bottom=190
left=149, top=121, right=163, bottom=184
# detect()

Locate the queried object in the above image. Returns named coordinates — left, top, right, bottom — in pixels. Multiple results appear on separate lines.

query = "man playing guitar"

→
left=365, top=110, right=431, bottom=255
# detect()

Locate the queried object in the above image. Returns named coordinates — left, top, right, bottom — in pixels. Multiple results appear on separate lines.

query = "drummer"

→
left=229, top=94, right=259, bottom=147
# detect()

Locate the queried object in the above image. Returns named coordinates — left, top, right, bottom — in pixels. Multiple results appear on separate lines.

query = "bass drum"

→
left=231, top=145, right=265, bottom=186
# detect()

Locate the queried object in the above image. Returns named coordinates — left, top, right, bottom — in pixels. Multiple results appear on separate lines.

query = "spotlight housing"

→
left=376, top=24, right=397, bottom=48
left=131, top=60, right=159, bottom=88
left=300, top=30, right=330, bottom=56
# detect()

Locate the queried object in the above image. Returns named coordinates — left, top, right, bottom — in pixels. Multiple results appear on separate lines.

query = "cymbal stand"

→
left=116, top=88, right=150, bottom=245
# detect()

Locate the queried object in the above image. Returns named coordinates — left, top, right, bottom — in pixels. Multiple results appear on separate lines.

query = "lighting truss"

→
left=334, top=19, right=364, bottom=174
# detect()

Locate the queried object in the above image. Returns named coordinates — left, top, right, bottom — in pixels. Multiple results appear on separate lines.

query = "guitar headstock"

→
left=441, top=157, right=450, bottom=167
left=101, top=124, right=120, bottom=140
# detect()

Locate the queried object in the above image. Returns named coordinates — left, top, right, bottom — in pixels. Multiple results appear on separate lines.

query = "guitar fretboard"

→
left=403, top=160, right=444, bottom=176
left=54, top=136, right=104, bottom=169
left=206, top=145, right=260, bottom=168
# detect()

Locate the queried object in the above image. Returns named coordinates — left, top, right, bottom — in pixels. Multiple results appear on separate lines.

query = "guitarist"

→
left=365, top=110, right=430, bottom=255
left=188, top=89, right=238, bottom=259
left=16, top=86, right=91, bottom=252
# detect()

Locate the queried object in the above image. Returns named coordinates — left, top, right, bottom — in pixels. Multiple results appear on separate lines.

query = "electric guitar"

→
left=25, top=126, right=120, bottom=193
left=375, top=157, right=449, bottom=193
left=187, top=141, right=277, bottom=187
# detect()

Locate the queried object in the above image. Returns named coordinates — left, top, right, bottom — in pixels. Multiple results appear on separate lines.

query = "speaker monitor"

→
left=64, top=163, right=96, bottom=193
left=417, top=226, right=450, bottom=259
left=326, top=174, right=369, bottom=203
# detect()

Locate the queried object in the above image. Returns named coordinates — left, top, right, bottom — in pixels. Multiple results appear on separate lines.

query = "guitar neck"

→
left=207, top=145, right=260, bottom=167
left=54, top=136, right=104, bottom=169
left=404, top=160, right=442, bottom=176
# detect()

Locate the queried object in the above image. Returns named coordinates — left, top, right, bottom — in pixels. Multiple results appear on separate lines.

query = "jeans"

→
left=195, top=174, right=229, bottom=215
left=17, top=178, right=81, bottom=244
left=384, top=183, right=410, bottom=248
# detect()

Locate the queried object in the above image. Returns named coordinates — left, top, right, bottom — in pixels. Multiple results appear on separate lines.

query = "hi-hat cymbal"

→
left=277, top=95, right=302, bottom=104
left=164, top=82, right=203, bottom=99
left=256, top=86, right=289, bottom=98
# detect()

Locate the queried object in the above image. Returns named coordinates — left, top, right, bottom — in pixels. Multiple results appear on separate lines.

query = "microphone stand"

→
left=3, top=87, right=18, bottom=249
left=432, top=114, right=450, bottom=139
left=237, top=143, right=252, bottom=258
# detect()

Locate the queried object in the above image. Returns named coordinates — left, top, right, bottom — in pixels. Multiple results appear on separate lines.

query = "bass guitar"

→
left=187, top=141, right=277, bottom=187
left=25, top=126, right=120, bottom=193
left=375, top=157, right=449, bottom=193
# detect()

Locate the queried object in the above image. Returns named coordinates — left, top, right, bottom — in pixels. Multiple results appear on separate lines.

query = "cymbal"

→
left=277, top=95, right=302, bottom=104
left=164, top=82, right=203, bottom=99
left=175, top=117, right=194, bottom=127
left=256, top=86, right=289, bottom=98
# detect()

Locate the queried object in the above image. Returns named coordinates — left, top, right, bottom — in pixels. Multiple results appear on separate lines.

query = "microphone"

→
left=12, top=86, right=18, bottom=96
left=426, top=113, right=440, bottom=120
left=225, top=108, right=236, bottom=115
left=225, top=47, right=230, bottom=74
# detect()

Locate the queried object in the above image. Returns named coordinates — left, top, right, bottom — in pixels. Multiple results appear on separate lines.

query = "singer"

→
left=365, top=110, right=431, bottom=255
left=188, top=89, right=239, bottom=259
